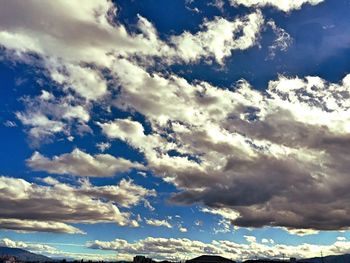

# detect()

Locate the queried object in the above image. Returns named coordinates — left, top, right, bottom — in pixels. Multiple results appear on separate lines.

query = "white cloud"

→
left=214, top=219, right=232, bottom=234
left=267, top=20, right=293, bottom=59
left=179, top=226, right=188, bottom=233
left=0, top=0, right=264, bottom=67
left=285, top=228, right=320, bottom=236
left=145, top=218, right=173, bottom=228
left=261, top=238, right=269, bottom=243
left=16, top=90, right=90, bottom=145
left=229, top=0, right=324, bottom=12
left=27, top=148, right=144, bottom=177
left=201, top=207, right=240, bottom=221
left=194, top=220, right=203, bottom=226
left=50, top=63, right=108, bottom=101
left=245, top=235, right=257, bottom=243
left=96, top=142, right=111, bottom=152
left=88, top=236, right=350, bottom=261
left=0, top=176, right=155, bottom=233
left=169, top=11, right=264, bottom=64
left=0, top=238, right=58, bottom=254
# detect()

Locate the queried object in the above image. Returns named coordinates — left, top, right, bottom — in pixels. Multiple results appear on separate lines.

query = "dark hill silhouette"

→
left=186, top=255, right=236, bottom=263
left=300, top=254, right=350, bottom=263
left=0, top=246, right=53, bottom=262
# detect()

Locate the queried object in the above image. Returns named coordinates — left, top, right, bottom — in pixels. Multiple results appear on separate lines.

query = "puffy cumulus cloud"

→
left=27, top=148, right=144, bottom=177
left=169, top=10, right=264, bottom=64
left=229, top=0, right=324, bottom=12
left=145, top=218, right=173, bottom=228
left=88, top=236, right=350, bottom=261
left=99, top=59, right=350, bottom=231
left=0, top=176, right=155, bottom=233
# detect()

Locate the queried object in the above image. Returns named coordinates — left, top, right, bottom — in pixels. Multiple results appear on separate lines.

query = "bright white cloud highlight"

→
left=229, top=0, right=324, bottom=12
left=145, top=218, right=173, bottom=228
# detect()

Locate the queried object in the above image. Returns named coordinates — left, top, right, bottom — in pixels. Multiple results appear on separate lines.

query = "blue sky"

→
left=1, top=0, right=350, bottom=261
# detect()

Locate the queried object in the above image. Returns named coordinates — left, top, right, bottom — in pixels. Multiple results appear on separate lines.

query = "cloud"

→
left=228, top=0, right=324, bottom=12
left=245, top=235, right=257, bottom=243
left=27, top=148, right=144, bottom=177
left=0, top=176, right=155, bottom=233
left=0, top=0, right=264, bottom=66
left=0, top=219, right=84, bottom=234
left=0, top=238, right=58, bottom=254
left=88, top=236, right=350, bottom=261
left=3, top=120, right=17, bottom=127
left=284, top=228, right=319, bottom=236
left=102, top=58, right=350, bottom=231
left=87, top=237, right=222, bottom=261
left=79, top=178, right=156, bottom=208
left=261, top=238, right=274, bottom=244
left=0, top=238, right=121, bottom=261
left=201, top=207, right=240, bottom=221
left=209, top=0, right=225, bottom=12
left=96, top=142, right=111, bottom=152
left=179, top=226, right=188, bottom=233
left=337, top=237, right=347, bottom=241
left=1, top=0, right=350, bottom=234
left=145, top=218, right=173, bottom=228
left=267, top=20, right=293, bottom=59
left=169, top=10, right=264, bottom=64
left=50, top=63, right=108, bottom=101
left=16, top=90, right=90, bottom=145
left=0, top=0, right=267, bottom=152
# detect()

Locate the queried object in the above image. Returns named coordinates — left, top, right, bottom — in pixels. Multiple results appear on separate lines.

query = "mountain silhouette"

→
left=0, top=246, right=53, bottom=262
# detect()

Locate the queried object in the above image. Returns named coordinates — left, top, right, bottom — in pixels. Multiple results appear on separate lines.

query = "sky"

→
left=1, top=0, right=350, bottom=261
